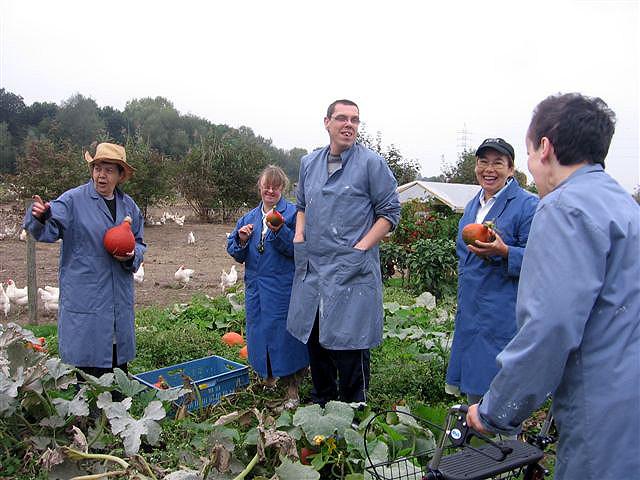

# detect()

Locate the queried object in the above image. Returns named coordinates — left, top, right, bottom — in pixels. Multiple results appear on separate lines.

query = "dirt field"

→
left=0, top=203, right=244, bottom=325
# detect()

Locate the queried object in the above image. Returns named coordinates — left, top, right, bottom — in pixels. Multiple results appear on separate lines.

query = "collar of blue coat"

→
left=320, top=142, right=360, bottom=166
left=87, top=180, right=124, bottom=200
left=86, top=180, right=125, bottom=224
left=477, top=177, right=521, bottom=205
left=555, top=163, right=604, bottom=191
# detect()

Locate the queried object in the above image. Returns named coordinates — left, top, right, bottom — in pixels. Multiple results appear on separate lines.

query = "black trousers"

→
left=76, top=344, right=128, bottom=378
left=307, top=312, right=370, bottom=406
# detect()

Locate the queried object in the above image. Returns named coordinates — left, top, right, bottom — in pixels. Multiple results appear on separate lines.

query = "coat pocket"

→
left=293, top=242, right=308, bottom=282
left=335, top=248, right=372, bottom=286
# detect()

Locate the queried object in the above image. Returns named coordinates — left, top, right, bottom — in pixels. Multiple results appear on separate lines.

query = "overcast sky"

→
left=2, top=0, right=638, bottom=192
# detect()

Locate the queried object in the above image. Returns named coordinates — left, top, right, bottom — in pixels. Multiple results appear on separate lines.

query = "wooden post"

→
left=24, top=199, right=38, bottom=325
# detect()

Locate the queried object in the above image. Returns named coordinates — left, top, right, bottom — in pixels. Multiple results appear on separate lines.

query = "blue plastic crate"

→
left=133, top=355, right=249, bottom=411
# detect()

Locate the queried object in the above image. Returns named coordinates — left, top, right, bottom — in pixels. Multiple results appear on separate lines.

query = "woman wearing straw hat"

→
left=24, top=142, right=146, bottom=379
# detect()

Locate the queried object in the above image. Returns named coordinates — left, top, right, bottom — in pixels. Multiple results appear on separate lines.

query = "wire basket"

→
left=364, top=407, right=545, bottom=480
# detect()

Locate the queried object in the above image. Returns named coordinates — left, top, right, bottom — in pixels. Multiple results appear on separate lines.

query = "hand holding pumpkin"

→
left=467, top=228, right=509, bottom=258
left=104, top=216, right=136, bottom=260
left=266, top=208, right=284, bottom=232
left=113, top=250, right=135, bottom=262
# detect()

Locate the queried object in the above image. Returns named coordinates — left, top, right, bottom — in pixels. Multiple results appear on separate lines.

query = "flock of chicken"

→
left=146, top=211, right=186, bottom=227
left=1, top=225, right=240, bottom=319
left=0, top=280, right=59, bottom=318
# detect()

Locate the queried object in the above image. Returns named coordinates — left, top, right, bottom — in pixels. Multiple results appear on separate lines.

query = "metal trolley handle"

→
left=427, top=405, right=546, bottom=480
left=430, top=404, right=513, bottom=469
left=363, top=405, right=552, bottom=480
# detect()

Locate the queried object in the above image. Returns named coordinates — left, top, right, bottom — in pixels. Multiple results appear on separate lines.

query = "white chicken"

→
left=187, top=231, right=195, bottom=245
left=5, top=279, right=28, bottom=305
left=38, top=287, right=59, bottom=314
left=0, top=283, right=10, bottom=317
left=220, top=265, right=238, bottom=291
left=133, top=262, right=145, bottom=284
left=44, top=285, right=60, bottom=297
left=174, top=265, right=194, bottom=286
left=38, top=287, right=59, bottom=303
left=174, top=215, right=185, bottom=227
left=44, top=299, right=59, bottom=314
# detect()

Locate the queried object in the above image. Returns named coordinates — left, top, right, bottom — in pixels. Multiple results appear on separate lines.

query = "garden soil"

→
left=0, top=203, right=245, bottom=325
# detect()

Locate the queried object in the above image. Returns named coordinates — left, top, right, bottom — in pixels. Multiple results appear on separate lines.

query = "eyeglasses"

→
left=331, top=115, right=361, bottom=125
left=477, top=158, right=509, bottom=169
left=260, top=184, right=282, bottom=193
left=257, top=238, right=265, bottom=254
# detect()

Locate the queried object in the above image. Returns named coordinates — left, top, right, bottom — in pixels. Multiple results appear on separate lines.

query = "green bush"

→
left=370, top=338, right=449, bottom=407
left=381, top=199, right=460, bottom=298
left=392, top=199, right=460, bottom=245
left=406, top=238, right=458, bottom=298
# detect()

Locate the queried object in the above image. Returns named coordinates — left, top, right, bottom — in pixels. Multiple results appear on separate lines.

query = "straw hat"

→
left=84, top=143, right=135, bottom=183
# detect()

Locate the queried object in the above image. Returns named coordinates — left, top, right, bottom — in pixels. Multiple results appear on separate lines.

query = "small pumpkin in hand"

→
left=461, top=221, right=496, bottom=246
left=104, top=216, right=135, bottom=256
left=266, top=207, right=284, bottom=227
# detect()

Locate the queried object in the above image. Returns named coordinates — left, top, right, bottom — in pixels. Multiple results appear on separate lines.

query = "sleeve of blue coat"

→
left=227, top=216, right=249, bottom=263
left=505, top=194, right=539, bottom=277
left=23, top=192, right=73, bottom=242
left=478, top=203, right=608, bottom=435
left=272, top=221, right=295, bottom=258
left=123, top=203, right=146, bottom=273
left=368, top=155, right=400, bottom=229
left=295, top=159, right=307, bottom=212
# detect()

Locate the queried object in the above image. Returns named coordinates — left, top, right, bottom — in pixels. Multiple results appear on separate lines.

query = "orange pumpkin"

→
left=222, top=331, right=244, bottom=346
left=461, top=223, right=495, bottom=246
left=103, top=216, right=135, bottom=256
left=239, top=345, right=248, bottom=359
left=266, top=207, right=284, bottom=227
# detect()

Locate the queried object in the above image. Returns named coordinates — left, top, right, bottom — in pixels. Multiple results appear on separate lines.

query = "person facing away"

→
left=466, top=93, right=640, bottom=480
left=286, top=99, right=401, bottom=406
left=446, top=137, right=538, bottom=405
left=24, top=142, right=146, bottom=379
left=226, top=165, right=308, bottom=408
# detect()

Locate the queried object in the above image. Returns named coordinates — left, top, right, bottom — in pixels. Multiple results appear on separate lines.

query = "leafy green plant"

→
left=406, top=238, right=457, bottom=298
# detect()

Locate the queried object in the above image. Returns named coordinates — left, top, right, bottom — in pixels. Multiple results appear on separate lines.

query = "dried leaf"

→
left=69, top=425, right=88, bottom=452
left=38, top=447, right=65, bottom=470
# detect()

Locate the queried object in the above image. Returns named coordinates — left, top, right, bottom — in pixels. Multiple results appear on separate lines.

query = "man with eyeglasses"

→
left=287, top=99, right=400, bottom=407
left=446, top=138, right=538, bottom=407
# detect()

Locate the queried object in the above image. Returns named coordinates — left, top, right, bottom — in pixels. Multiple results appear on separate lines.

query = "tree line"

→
left=3, top=89, right=539, bottom=218
left=1, top=89, right=429, bottom=221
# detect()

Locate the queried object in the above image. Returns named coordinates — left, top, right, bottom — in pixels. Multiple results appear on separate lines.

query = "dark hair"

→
left=527, top=93, right=616, bottom=167
left=326, top=99, right=359, bottom=119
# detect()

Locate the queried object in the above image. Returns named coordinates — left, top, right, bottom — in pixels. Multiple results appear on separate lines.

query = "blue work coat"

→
left=24, top=181, right=145, bottom=368
left=479, top=165, right=640, bottom=479
left=286, top=143, right=401, bottom=349
left=227, top=197, right=308, bottom=378
left=446, top=179, right=538, bottom=396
